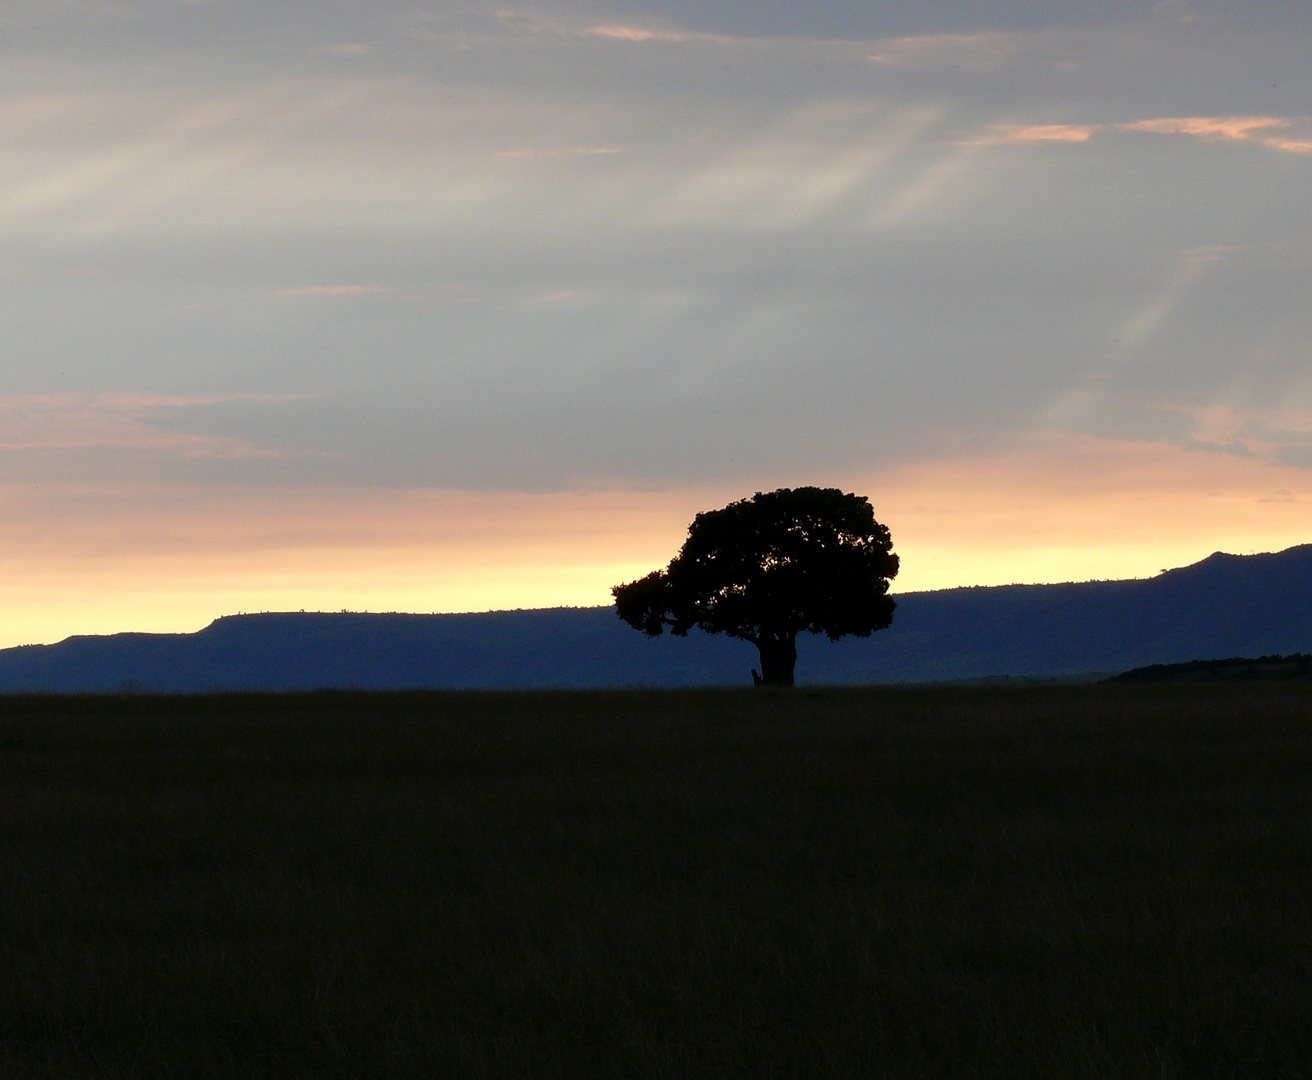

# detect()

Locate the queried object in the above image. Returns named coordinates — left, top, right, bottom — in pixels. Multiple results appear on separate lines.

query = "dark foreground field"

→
left=2, top=686, right=1310, bottom=1078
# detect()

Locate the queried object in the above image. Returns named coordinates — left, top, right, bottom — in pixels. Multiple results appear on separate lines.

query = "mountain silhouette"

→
left=3, top=545, right=1311, bottom=692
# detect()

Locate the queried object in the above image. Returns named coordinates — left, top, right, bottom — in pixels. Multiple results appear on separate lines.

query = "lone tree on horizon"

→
left=612, top=487, right=899, bottom=686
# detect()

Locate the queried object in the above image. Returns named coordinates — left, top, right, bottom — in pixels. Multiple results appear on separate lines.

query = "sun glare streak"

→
left=646, top=103, right=947, bottom=231
left=1043, top=248, right=1222, bottom=426
left=865, top=146, right=984, bottom=229
left=1117, top=249, right=1219, bottom=349
left=0, top=88, right=287, bottom=229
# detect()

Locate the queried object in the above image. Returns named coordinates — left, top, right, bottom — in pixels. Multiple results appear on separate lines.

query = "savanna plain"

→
left=2, top=684, right=1309, bottom=1079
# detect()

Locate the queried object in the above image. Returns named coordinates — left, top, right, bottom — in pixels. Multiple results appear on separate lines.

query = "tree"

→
left=612, top=487, right=898, bottom=686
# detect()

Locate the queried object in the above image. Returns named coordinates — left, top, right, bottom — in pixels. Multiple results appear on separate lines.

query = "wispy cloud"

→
left=1266, top=136, right=1312, bottom=153
left=0, top=393, right=299, bottom=457
left=1160, top=403, right=1312, bottom=468
left=981, top=115, right=1312, bottom=153
left=585, top=25, right=689, bottom=43
left=868, top=31, right=1042, bottom=70
left=998, top=124, right=1094, bottom=143
left=1122, top=116, right=1286, bottom=139
left=1122, top=115, right=1312, bottom=153
left=481, top=11, right=702, bottom=45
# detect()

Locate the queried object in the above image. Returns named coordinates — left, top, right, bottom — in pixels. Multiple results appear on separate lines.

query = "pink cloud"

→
left=0, top=393, right=299, bottom=457
left=1005, top=124, right=1094, bottom=143
left=1121, top=116, right=1286, bottom=140
left=963, top=123, right=1094, bottom=146
left=1121, top=116, right=1312, bottom=154
left=1259, top=137, right=1312, bottom=154
left=586, top=25, right=688, bottom=42
left=867, top=30, right=1036, bottom=70
left=979, top=115, right=1312, bottom=154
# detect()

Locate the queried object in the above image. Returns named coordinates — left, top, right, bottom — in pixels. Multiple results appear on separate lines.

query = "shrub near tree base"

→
left=612, top=487, right=899, bottom=686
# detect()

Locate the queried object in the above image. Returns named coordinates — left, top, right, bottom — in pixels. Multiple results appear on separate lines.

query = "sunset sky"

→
left=3, top=0, right=1312, bottom=646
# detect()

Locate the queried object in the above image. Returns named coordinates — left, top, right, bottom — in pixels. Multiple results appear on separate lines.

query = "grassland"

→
left=1, top=684, right=1309, bottom=1078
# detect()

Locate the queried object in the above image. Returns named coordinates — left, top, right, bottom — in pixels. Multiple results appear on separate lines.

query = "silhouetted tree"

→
left=612, top=487, right=898, bottom=686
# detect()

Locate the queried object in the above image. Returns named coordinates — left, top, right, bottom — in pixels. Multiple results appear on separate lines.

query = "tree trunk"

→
left=755, top=634, right=797, bottom=687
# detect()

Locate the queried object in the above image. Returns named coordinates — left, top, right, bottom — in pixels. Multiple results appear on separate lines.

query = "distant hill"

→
left=3, top=545, right=1312, bottom=692
left=1113, top=654, right=1312, bottom=683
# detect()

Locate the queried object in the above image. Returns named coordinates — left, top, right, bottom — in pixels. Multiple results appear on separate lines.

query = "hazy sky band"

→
left=1, top=0, right=1311, bottom=644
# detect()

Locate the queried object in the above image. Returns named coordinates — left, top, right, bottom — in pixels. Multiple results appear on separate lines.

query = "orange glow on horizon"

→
left=2, top=433, right=1311, bottom=649
left=867, top=433, right=1312, bottom=589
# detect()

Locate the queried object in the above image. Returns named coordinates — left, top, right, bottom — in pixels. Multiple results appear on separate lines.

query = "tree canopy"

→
left=612, top=487, right=898, bottom=686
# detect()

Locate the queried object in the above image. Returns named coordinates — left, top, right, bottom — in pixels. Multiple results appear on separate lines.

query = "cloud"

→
left=0, top=393, right=299, bottom=457
left=987, top=123, right=1095, bottom=143
left=585, top=24, right=690, bottom=43
left=0, top=8, right=1308, bottom=545
left=473, top=11, right=703, bottom=45
left=1265, top=137, right=1312, bottom=153
left=982, top=115, right=1312, bottom=154
left=1125, top=115, right=1312, bottom=153
left=1121, top=115, right=1312, bottom=153
left=867, top=30, right=1044, bottom=69
left=1159, top=403, right=1312, bottom=468
left=1122, top=116, right=1286, bottom=139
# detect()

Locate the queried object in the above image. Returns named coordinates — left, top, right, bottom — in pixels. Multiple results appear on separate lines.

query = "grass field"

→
left=1, top=685, right=1310, bottom=1078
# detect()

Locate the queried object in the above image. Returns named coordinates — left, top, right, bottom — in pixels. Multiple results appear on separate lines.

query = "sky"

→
left=3, top=0, right=1312, bottom=645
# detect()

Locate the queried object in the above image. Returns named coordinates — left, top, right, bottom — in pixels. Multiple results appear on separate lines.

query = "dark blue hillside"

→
left=810, top=545, right=1312, bottom=683
left=2, top=544, right=1311, bottom=691
left=0, top=609, right=756, bottom=693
